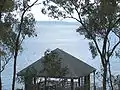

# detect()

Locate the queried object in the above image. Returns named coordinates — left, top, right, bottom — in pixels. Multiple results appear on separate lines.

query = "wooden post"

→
left=88, top=75, right=90, bottom=90
left=44, top=77, right=47, bottom=90
left=81, top=77, right=84, bottom=86
left=81, top=77, right=84, bottom=90
left=24, top=76, right=33, bottom=90
left=78, top=77, right=80, bottom=87
left=93, top=71, right=96, bottom=90
left=84, top=75, right=90, bottom=90
left=71, top=78, right=74, bottom=90
left=33, top=77, right=36, bottom=90
left=24, top=77, right=27, bottom=90
left=84, top=76, right=87, bottom=90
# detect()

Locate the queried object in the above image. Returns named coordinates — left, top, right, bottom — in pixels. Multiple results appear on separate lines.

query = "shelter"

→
left=17, top=48, right=96, bottom=90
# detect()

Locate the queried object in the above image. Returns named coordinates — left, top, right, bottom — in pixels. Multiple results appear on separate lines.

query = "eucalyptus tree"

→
left=0, top=0, right=16, bottom=90
left=0, top=0, right=38, bottom=90
left=41, top=0, right=120, bottom=90
left=0, top=0, right=15, bottom=72
left=11, top=0, right=38, bottom=90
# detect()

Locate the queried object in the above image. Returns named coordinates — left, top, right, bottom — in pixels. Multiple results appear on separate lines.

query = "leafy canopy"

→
left=0, top=0, right=36, bottom=72
left=42, top=49, right=69, bottom=77
left=0, top=0, right=14, bottom=12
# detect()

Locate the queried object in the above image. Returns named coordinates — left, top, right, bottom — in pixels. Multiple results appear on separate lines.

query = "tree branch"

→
left=101, top=29, right=111, bottom=65
left=0, top=54, right=13, bottom=72
left=71, top=1, right=103, bottom=61
left=66, top=16, right=80, bottom=23
left=112, top=30, right=120, bottom=38
left=110, top=40, right=120, bottom=57
left=112, top=17, right=120, bottom=29
left=107, top=38, right=110, bottom=58
left=71, top=1, right=104, bottom=66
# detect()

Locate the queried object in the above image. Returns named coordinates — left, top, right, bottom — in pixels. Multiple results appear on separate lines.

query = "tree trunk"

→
left=0, top=12, right=1, bottom=21
left=12, top=54, right=17, bottom=90
left=12, top=46, right=18, bottom=90
left=103, top=65, right=107, bottom=90
left=0, top=56, right=2, bottom=90
left=118, top=84, right=120, bottom=90
left=0, top=75, right=2, bottom=90
left=108, top=62, right=113, bottom=90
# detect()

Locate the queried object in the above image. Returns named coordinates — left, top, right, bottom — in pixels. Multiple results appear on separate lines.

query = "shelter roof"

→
left=17, top=48, right=96, bottom=78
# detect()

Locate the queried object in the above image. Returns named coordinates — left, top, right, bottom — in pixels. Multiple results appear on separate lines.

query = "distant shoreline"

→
left=36, top=21, right=79, bottom=25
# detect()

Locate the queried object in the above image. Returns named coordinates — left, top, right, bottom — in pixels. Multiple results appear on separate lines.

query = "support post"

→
left=81, top=77, right=84, bottom=86
left=81, top=77, right=84, bottom=90
left=88, top=75, right=90, bottom=90
left=24, top=76, right=33, bottom=90
left=44, top=77, right=47, bottom=90
left=78, top=77, right=80, bottom=87
left=93, top=71, right=96, bottom=90
left=71, top=78, right=74, bottom=90
left=33, top=77, right=36, bottom=90
left=84, top=75, right=90, bottom=90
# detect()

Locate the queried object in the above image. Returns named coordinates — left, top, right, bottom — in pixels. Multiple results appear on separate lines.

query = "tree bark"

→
left=0, top=12, right=1, bottom=21
left=108, top=61, right=113, bottom=90
left=0, top=55, right=2, bottom=90
left=103, top=64, right=107, bottom=90
left=0, top=74, right=2, bottom=90
left=12, top=44, right=18, bottom=90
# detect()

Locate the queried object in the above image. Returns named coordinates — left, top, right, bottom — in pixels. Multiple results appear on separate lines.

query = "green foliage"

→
left=41, top=0, right=74, bottom=19
left=42, top=49, right=69, bottom=77
left=0, top=0, right=37, bottom=72
left=77, top=1, right=119, bottom=38
left=0, top=1, right=36, bottom=53
left=0, top=0, right=37, bottom=90
left=16, top=13, right=36, bottom=38
left=89, top=42, right=98, bottom=59
left=0, top=13, right=16, bottom=55
left=115, top=48, right=120, bottom=58
left=112, top=75, right=120, bottom=89
left=0, top=0, right=14, bottom=12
